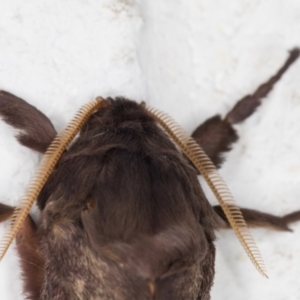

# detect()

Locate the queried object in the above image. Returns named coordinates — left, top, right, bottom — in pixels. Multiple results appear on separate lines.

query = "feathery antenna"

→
left=0, top=98, right=104, bottom=262
left=146, top=106, right=267, bottom=278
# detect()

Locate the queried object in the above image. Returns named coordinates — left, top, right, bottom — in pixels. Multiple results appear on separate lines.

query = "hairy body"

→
left=37, top=99, right=219, bottom=299
left=0, top=49, right=299, bottom=299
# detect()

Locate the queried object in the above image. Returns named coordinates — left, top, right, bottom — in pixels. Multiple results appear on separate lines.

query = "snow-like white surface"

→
left=0, top=0, right=300, bottom=299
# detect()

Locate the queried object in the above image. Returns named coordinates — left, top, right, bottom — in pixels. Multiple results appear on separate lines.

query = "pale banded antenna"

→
left=146, top=106, right=267, bottom=278
left=0, top=97, right=104, bottom=262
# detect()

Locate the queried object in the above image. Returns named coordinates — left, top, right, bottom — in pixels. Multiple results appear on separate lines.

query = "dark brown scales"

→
left=192, top=48, right=300, bottom=168
left=36, top=98, right=220, bottom=299
left=0, top=91, right=56, bottom=153
left=16, top=215, right=45, bottom=300
left=0, top=48, right=299, bottom=300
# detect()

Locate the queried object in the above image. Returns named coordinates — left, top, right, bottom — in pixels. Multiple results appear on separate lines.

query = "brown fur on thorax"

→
left=0, top=48, right=299, bottom=300
left=36, top=98, right=220, bottom=299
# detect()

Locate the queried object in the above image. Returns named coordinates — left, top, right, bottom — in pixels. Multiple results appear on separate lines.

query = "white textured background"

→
left=0, top=1, right=300, bottom=299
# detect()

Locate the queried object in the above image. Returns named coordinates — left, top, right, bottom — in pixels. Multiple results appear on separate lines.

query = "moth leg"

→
left=0, top=91, right=57, bottom=153
left=225, top=48, right=300, bottom=123
left=16, top=214, right=44, bottom=300
left=191, top=115, right=238, bottom=168
left=213, top=205, right=300, bottom=232
left=0, top=202, right=15, bottom=222
left=192, top=48, right=300, bottom=168
left=0, top=203, right=44, bottom=300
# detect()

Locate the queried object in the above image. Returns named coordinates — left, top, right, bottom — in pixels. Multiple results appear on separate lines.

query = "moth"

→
left=0, top=48, right=300, bottom=300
